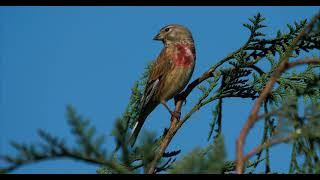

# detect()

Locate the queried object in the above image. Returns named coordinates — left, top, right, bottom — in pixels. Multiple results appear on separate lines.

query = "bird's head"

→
left=153, top=24, right=194, bottom=45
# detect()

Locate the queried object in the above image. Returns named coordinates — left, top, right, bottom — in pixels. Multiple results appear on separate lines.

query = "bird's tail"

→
left=128, top=102, right=158, bottom=147
left=128, top=118, right=145, bottom=147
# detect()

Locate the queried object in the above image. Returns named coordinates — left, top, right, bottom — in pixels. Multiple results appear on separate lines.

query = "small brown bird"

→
left=129, top=24, right=196, bottom=146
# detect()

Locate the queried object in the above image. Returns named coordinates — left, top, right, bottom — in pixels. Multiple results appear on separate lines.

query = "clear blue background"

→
left=1, top=6, right=319, bottom=173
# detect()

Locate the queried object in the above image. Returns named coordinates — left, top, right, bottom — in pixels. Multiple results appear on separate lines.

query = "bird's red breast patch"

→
left=173, top=44, right=195, bottom=68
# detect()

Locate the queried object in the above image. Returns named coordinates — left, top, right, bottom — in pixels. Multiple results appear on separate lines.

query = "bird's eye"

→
left=165, top=28, right=170, bottom=32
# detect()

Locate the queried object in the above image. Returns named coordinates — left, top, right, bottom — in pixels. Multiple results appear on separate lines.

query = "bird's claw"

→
left=170, top=111, right=181, bottom=121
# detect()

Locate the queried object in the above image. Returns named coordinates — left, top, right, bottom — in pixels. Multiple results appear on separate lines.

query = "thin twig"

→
left=287, top=58, right=320, bottom=68
left=243, top=133, right=299, bottom=163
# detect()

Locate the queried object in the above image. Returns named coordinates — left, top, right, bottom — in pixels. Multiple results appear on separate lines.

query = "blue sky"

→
left=0, top=6, right=319, bottom=174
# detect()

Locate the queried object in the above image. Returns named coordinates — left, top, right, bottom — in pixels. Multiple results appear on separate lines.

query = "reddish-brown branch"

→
left=235, top=12, right=320, bottom=174
left=243, top=133, right=299, bottom=163
left=146, top=101, right=183, bottom=174
left=287, top=58, right=320, bottom=68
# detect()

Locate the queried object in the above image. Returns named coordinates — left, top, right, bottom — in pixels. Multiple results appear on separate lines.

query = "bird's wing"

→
left=129, top=47, right=174, bottom=147
left=140, top=47, right=174, bottom=110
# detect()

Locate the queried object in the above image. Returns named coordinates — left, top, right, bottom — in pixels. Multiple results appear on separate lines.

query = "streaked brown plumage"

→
left=129, top=24, right=196, bottom=146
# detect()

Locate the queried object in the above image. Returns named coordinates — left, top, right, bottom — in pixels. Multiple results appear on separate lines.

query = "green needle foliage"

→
left=168, top=135, right=225, bottom=174
left=1, top=12, right=319, bottom=174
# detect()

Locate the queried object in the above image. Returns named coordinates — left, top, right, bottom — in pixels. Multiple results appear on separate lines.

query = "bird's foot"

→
left=160, top=100, right=181, bottom=121
left=170, top=111, right=181, bottom=121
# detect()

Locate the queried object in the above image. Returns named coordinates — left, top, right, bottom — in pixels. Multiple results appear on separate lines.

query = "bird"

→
left=129, top=24, right=196, bottom=147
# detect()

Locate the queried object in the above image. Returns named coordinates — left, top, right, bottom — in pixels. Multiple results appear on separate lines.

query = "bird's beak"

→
left=153, top=33, right=163, bottom=41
